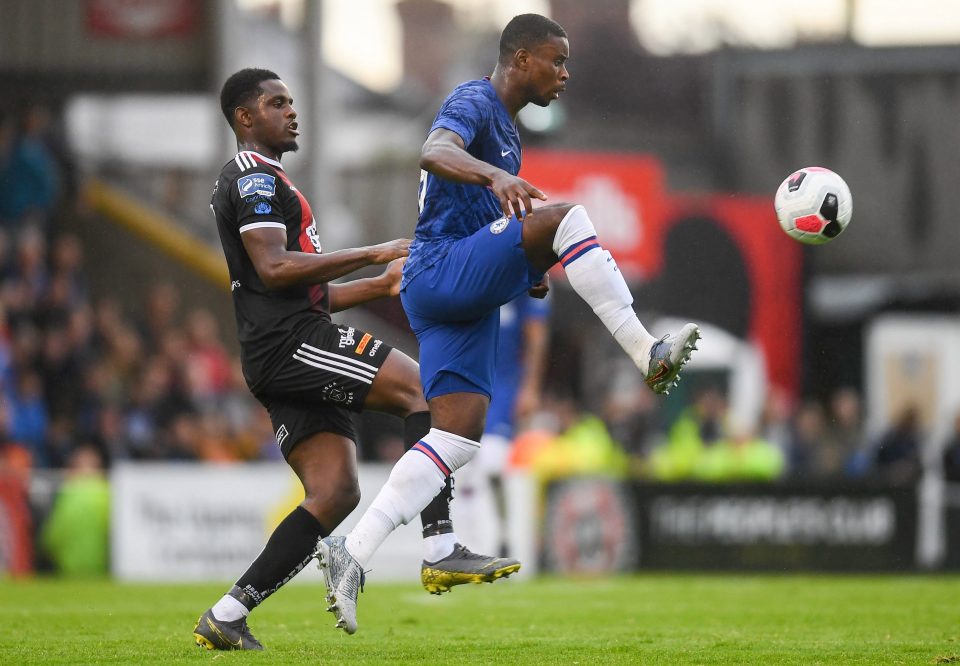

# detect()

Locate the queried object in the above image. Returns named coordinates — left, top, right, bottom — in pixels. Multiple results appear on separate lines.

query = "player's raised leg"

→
left=521, top=203, right=700, bottom=394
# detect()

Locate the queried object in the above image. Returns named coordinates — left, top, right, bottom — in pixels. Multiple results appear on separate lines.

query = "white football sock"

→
left=345, top=429, right=480, bottom=567
left=554, top=205, right=657, bottom=366
left=211, top=594, right=249, bottom=622
left=423, top=532, right=458, bottom=563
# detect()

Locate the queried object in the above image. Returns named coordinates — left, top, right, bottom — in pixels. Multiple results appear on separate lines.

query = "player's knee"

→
left=333, top=485, right=361, bottom=518
left=398, top=383, right=428, bottom=416
left=551, top=203, right=596, bottom=256
left=536, top=202, right=576, bottom=229
left=302, top=479, right=361, bottom=524
left=380, top=381, right=427, bottom=418
left=548, top=202, right=577, bottom=214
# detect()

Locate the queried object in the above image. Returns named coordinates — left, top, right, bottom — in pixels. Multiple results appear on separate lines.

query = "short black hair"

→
left=498, top=14, right=567, bottom=66
left=220, top=68, right=280, bottom=129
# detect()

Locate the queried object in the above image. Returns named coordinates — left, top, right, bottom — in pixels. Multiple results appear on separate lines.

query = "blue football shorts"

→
left=401, top=215, right=544, bottom=400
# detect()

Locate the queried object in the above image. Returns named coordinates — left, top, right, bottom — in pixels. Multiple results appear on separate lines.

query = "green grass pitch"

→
left=2, top=574, right=960, bottom=664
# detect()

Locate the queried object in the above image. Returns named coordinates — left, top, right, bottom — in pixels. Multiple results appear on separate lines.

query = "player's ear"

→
left=514, top=48, right=530, bottom=71
left=235, top=105, right=253, bottom=129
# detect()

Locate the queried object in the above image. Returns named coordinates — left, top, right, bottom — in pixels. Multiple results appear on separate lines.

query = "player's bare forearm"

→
left=328, top=279, right=385, bottom=312
left=421, top=129, right=546, bottom=220
left=261, top=247, right=383, bottom=289
left=420, top=136, right=501, bottom=187
left=328, top=258, right=404, bottom=312
left=242, top=228, right=409, bottom=290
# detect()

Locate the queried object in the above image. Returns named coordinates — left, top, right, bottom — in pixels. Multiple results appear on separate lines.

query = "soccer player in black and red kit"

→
left=193, top=68, right=513, bottom=651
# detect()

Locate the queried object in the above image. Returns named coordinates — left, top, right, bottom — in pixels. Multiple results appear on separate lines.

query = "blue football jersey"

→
left=403, top=78, right=521, bottom=287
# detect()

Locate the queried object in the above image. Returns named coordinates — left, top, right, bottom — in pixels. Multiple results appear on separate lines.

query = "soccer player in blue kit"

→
left=317, top=13, right=700, bottom=633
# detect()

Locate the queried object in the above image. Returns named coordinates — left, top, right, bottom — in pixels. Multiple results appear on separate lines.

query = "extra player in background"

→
left=317, top=14, right=700, bottom=634
left=192, top=68, right=505, bottom=651
left=414, top=293, right=547, bottom=595
left=454, top=292, right=550, bottom=561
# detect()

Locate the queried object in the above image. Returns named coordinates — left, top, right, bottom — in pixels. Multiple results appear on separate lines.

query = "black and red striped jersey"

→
left=211, top=150, right=330, bottom=389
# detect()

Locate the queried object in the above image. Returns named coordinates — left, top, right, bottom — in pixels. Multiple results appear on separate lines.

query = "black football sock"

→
left=231, top=505, right=326, bottom=611
left=405, top=410, right=454, bottom=537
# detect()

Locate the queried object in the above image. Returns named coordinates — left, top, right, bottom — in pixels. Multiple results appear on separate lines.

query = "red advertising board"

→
left=521, top=150, right=668, bottom=279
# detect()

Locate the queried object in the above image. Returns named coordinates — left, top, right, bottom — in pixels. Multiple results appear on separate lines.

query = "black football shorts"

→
left=252, top=320, right=393, bottom=459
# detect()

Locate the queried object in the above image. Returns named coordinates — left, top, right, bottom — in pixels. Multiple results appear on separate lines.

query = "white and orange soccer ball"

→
left=774, top=166, right=852, bottom=245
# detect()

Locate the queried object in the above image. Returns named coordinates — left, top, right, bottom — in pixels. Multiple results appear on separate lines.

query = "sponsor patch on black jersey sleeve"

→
left=237, top=173, right=276, bottom=198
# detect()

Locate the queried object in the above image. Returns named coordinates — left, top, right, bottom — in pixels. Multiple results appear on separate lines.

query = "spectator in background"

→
left=0, top=300, right=12, bottom=400
left=66, top=302, right=95, bottom=361
left=758, top=386, right=793, bottom=463
left=0, top=401, right=32, bottom=475
left=871, top=405, right=923, bottom=485
left=122, top=354, right=191, bottom=459
left=40, top=444, right=110, bottom=577
left=10, top=226, right=50, bottom=322
left=100, top=320, right=144, bottom=407
left=48, top=233, right=87, bottom=305
left=196, top=411, right=243, bottom=462
left=139, top=282, right=181, bottom=348
left=0, top=107, right=60, bottom=229
left=822, top=387, right=864, bottom=477
left=91, top=297, right=126, bottom=358
left=38, top=324, right=84, bottom=422
left=786, top=400, right=828, bottom=479
left=183, top=307, right=232, bottom=409
left=648, top=384, right=727, bottom=481
left=529, top=408, right=629, bottom=480
left=941, top=410, right=960, bottom=483
left=156, top=412, right=200, bottom=462
left=0, top=113, right=18, bottom=229
left=8, top=370, right=49, bottom=467
left=691, top=418, right=784, bottom=483
left=44, top=415, right=77, bottom=470
left=0, top=228, right=13, bottom=280
left=602, top=368, right=658, bottom=466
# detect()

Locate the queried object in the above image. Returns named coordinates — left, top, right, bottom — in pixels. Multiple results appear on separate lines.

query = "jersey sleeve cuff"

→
left=239, top=221, right=286, bottom=233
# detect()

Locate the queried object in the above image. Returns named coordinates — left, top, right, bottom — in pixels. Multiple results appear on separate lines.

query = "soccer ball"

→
left=774, top=167, right=852, bottom=245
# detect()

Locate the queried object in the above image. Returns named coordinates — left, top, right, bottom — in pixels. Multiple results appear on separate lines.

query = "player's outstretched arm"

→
left=420, top=128, right=546, bottom=221
left=241, top=227, right=409, bottom=290
left=328, top=258, right=404, bottom=313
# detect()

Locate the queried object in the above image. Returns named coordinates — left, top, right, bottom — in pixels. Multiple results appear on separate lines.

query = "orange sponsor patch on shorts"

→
left=355, top=333, right=373, bottom=355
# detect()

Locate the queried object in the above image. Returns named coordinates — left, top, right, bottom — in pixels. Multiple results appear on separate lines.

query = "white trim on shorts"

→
left=292, top=342, right=377, bottom=385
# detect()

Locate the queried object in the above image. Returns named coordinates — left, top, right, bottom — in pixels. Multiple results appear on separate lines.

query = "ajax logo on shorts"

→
left=490, top=217, right=509, bottom=234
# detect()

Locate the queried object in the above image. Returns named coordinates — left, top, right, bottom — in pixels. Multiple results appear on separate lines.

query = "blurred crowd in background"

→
left=2, top=103, right=954, bottom=496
